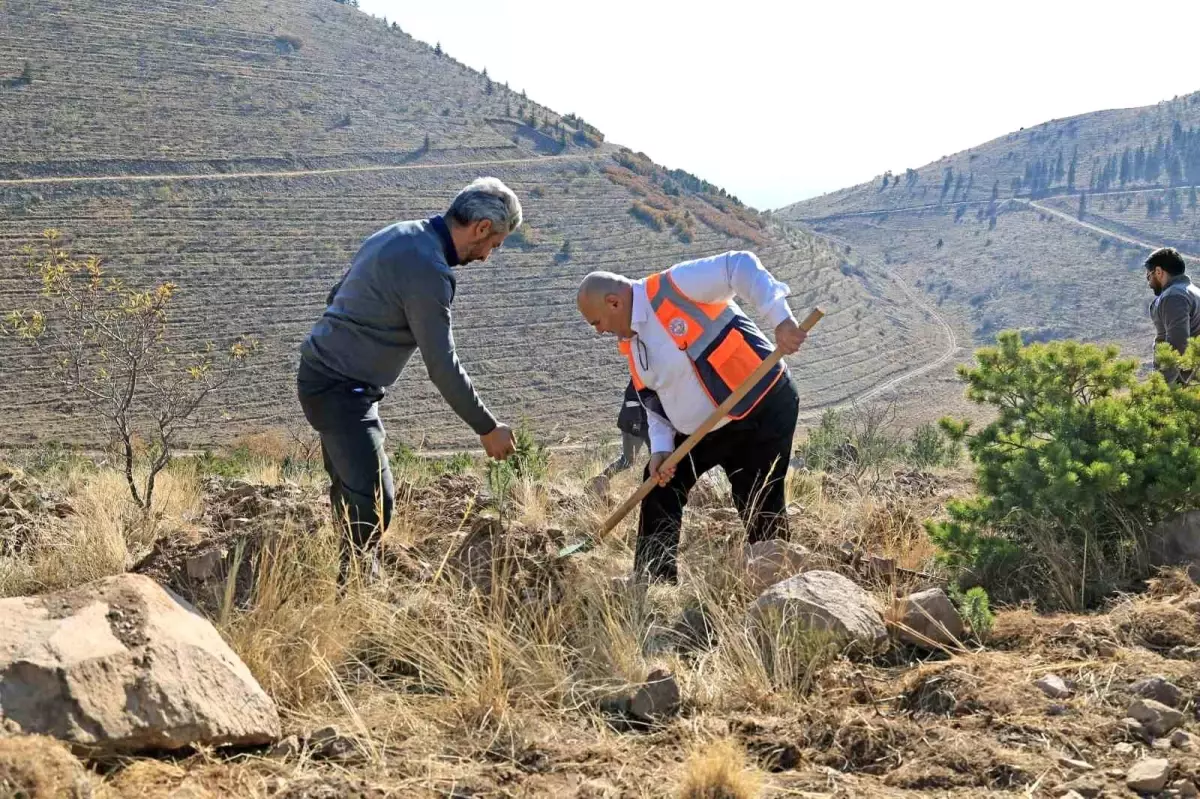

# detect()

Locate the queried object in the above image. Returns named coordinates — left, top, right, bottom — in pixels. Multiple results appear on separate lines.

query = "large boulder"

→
left=0, top=573, right=279, bottom=756
left=749, top=570, right=888, bottom=655
left=744, top=540, right=817, bottom=595
left=1149, top=511, right=1200, bottom=581
left=890, top=588, right=965, bottom=649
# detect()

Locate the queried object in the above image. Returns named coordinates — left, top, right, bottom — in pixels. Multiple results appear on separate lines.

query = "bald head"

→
left=576, top=270, right=628, bottom=302
left=577, top=271, right=635, bottom=338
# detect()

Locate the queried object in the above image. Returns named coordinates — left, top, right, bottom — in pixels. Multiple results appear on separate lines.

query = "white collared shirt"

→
left=626, top=250, right=796, bottom=453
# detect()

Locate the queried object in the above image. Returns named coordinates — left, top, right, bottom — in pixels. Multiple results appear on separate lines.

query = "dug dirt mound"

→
left=133, top=477, right=323, bottom=614
left=444, top=515, right=567, bottom=604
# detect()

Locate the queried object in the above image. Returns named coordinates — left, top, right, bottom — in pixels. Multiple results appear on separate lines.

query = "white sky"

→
left=358, top=0, right=1200, bottom=211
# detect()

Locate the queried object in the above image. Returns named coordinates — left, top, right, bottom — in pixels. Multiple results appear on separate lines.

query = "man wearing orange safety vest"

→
left=576, top=251, right=808, bottom=583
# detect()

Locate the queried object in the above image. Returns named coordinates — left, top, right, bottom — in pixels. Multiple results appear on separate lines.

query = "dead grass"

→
left=0, top=734, right=97, bottom=799
left=4, top=444, right=1200, bottom=797
left=675, top=738, right=762, bottom=799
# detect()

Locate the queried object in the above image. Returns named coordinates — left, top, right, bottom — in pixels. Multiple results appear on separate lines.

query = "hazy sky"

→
left=359, top=0, right=1200, bottom=211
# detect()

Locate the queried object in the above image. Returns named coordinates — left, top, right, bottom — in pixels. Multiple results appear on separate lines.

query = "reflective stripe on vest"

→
left=636, top=269, right=784, bottom=420
left=618, top=338, right=645, bottom=391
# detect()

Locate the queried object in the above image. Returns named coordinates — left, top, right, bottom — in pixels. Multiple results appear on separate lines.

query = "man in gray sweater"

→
left=1146, top=247, right=1200, bottom=385
left=298, top=177, right=521, bottom=582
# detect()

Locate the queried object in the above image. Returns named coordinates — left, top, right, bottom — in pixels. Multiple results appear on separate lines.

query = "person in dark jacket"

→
left=602, top=380, right=652, bottom=476
left=1146, top=247, right=1200, bottom=385
left=297, top=177, right=522, bottom=583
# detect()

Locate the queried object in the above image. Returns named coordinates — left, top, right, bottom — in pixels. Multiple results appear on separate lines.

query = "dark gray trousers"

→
left=297, top=359, right=394, bottom=581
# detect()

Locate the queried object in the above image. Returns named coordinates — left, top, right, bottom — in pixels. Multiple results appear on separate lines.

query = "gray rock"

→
left=672, top=607, right=717, bottom=653
left=744, top=539, right=815, bottom=594
left=266, top=735, right=300, bottom=760
left=1056, top=755, right=1094, bottom=771
left=1129, top=676, right=1184, bottom=708
left=629, top=668, right=680, bottom=721
left=1171, top=730, right=1196, bottom=750
left=893, top=588, right=965, bottom=649
left=1035, top=674, right=1071, bottom=699
left=1173, top=779, right=1199, bottom=797
left=1128, top=698, right=1185, bottom=737
left=749, top=570, right=888, bottom=656
left=308, top=725, right=358, bottom=761
left=1059, top=776, right=1103, bottom=798
left=0, top=573, right=279, bottom=755
left=1125, top=758, right=1170, bottom=793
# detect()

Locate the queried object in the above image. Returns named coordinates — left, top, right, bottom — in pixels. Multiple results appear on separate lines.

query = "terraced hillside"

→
left=779, top=91, right=1200, bottom=357
left=0, top=0, right=945, bottom=450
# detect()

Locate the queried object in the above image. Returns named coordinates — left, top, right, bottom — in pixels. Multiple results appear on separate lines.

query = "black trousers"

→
left=635, top=374, right=799, bottom=583
left=296, top=359, right=394, bottom=582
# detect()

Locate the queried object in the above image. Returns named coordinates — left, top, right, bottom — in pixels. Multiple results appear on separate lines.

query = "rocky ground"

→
left=0, top=449, right=1198, bottom=798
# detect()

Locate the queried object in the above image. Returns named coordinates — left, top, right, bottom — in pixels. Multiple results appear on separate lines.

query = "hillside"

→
left=0, top=0, right=945, bottom=452
left=778, top=91, right=1200, bottom=356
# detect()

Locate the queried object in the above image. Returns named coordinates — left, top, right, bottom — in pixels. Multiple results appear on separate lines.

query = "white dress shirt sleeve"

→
left=668, top=251, right=796, bottom=329
left=646, top=407, right=677, bottom=454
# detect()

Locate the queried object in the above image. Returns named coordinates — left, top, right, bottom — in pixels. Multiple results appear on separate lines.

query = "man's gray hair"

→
left=446, top=177, right=523, bottom=234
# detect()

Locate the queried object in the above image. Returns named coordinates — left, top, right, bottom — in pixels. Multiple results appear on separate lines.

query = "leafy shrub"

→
left=1, top=230, right=257, bottom=509
left=906, top=423, right=960, bottom=469
left=505, top=223, right=539, bottom=250
left=948, top=585, right=994, bottom=639
left=629, top=201, right=666, bottom=231
left=928, top=331, right=1200, bottom=608
left=798, top=404, right=903, bottom=486
left=275, top=34, right=303, bottom=54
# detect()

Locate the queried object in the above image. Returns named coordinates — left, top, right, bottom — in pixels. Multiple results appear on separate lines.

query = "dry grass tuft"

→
left=675, top=738, right=762, bottom=799
left=0, top=734, right=96, bottom=799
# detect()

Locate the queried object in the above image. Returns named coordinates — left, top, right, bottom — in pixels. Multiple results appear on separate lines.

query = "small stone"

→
left=1125, top=758, right=1170, bottom=793
left=1057, top=755, right=1094, bottom=771
left=1168, top=645, right=1200, bottom=661
left=267, top=735, right=300, bottom=760
left=1171, top=730, right=1196, bottom=750
left=743, top=539, right=815, bottom=594
left=1059, top=776, right=1103, bottom=798
left=587, top=475, right=610, bottom=497
left=1115, top=742, right=1136, bottom=755
left=1036, top=674, right=1072, bottom=699
left=1172, top=779, right=1199, bottom=798
left=1121, top=717, right=1152, bottom=743
left=893, top=588, right=966, bottom=649
left=1058, top=791, right=1085, bottom=799
left=672, top=607, right=717, bottom=653
left=629, top=668, right=680, bottom=721
left=1046, top=703, right=1070, bottom=717
left=185, top=549, right=224, bottom=581
left=1130, top=676, right=1185, bottom=708
left=1153, top=738, right=1173, bottom=750
left=1128, top=698, right=1185, bottom=737
left=307, top=726, right=357, bottom=761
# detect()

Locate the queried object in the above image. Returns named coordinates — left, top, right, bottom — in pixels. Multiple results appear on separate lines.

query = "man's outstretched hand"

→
left=481, top=423, right=516, bottom=460
left=774, top=317, right=808, bottom=355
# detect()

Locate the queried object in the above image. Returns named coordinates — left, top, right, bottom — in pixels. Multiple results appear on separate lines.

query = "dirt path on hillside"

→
left=0, top=153, right=601, bottom=186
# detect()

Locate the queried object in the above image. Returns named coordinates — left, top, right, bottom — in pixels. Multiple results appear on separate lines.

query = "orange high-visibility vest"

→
left=619, top=269, right=784, bottom=420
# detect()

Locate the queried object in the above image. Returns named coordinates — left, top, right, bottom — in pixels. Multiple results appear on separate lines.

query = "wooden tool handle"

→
left=598, top=307, right=825, bottom=537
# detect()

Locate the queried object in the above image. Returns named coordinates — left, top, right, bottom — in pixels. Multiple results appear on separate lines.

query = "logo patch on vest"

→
left=668, top=317, right=688, bottom=338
